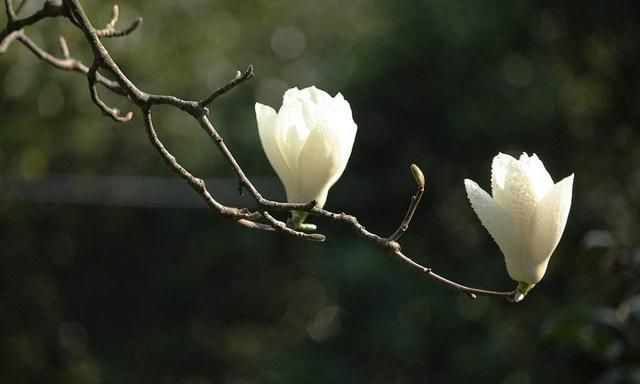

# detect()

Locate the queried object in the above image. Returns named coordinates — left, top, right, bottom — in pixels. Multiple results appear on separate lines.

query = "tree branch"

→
left=0, top=0, right=519, bottom=302
left=199, top=65, right=255, bottom=108
left=87, top=61, right=133, bottom=122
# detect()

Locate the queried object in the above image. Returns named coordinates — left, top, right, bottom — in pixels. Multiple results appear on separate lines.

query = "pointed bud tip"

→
left=410, top=164, right=425, bottom=189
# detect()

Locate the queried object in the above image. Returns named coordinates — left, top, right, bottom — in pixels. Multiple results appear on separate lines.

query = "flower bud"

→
left=464, top=153, right=574, bottom=290
left=255, top=86, right=357, bottom=226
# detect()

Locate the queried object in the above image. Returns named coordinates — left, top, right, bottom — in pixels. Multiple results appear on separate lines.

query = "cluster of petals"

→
left=255, top=86, right=357, bottom=209
left=465, top=153, right=574, bottom=285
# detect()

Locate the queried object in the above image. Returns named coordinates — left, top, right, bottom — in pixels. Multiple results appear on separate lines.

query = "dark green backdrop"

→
left=1, top=0, right=639, bottom=383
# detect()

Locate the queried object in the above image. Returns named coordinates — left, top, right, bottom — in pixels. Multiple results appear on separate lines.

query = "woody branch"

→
left=0, top=0, right=518, bottom=301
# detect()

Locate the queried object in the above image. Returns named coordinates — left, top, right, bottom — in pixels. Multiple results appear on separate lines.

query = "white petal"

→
left=491, top=153, right=538, bottom=236
left=518, top=153, right=554, bottom=201
left=293, top=85, right=334, bottom=106
left=527, top=173, right=574, bottom=281
left=255, top=103, right=293, bottom=188
left=260, top=86, right=357, bottom=206
left=277, top=96, right=311, bottom=172
left=465, top=179, right=530, bottom=281
left=289, top=127, right=344, bottom=207
left=326, top=93, right=358, bottom=162
left=491, top=152, right=517, bottom=198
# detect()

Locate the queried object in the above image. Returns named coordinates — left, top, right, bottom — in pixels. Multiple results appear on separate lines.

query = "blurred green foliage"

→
left=1, top=0, right=639, bottom=383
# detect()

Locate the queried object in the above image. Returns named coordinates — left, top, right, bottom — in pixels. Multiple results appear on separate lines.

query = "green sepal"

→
left=288, top=211, right=317, bottom=231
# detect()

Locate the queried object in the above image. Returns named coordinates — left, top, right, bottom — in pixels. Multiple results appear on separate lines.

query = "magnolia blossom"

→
left=255, top=86, right=357, bottom=222
left=464, top=153, right=574, bottom=294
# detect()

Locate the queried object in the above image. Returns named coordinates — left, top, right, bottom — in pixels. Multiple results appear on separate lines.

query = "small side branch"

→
left=199, top=65, right=254, bottom=108
left=5, top=0, right=15, bottom=21
left=142, top=108, right=226, bottom=212
left=2, top=0, right=63, bottom=35
left=95, top=5, right=142, bottom=38
left=387, top=164, right=425, bottom=242
left=14, top=0, right=27, bottom=15
left=0, top=28, right=124, bottom=94
left=87, top=62, right=133, bottom=122
left=142, top=108, right=266, bottom=227
left=0, top=29, right=19, bottom=52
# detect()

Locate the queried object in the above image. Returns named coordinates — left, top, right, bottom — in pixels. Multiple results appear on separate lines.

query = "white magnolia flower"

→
left=255, top=86, right=357, bottom=225
left=464, top=153, right=574, bottom=297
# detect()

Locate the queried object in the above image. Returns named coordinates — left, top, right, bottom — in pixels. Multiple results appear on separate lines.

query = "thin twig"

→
left=18, top=32, right=122, bottom=93
left=4, top=0, right=15, bottom=21
left=58, top=35, right=69, bottom=58
left=0, top=4, right=122, bottom=94
left=95, top=5, right=142, bottom=38
left=199, top=65, right=255, bottom=108
left=0, top=0, right=63, bottom=41
left=87, top=61, right=133, bottom=122
left=387, top=164, right=425, bottom=242
left=0, top=28, right=19, bottom=52
left=14, top=0, right=26, bottom=15
left=390, top=249, right=517, bottom=300
left=105, top=4, right=118, bottom=28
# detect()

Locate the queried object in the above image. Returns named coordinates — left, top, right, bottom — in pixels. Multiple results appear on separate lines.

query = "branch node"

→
left=388, top=241, right=401, bottom=253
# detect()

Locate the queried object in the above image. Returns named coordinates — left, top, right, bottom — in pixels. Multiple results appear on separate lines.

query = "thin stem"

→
left=95, top=5, right=142, bottom=38
left=87, top=61, right=133, bottom=122
left=15, top=0, right=26, bottom=15
left=387, top=164, right=425, bottom=242
left=5, top=0, right=15, bottom=21
left=199, top=65, right=254, bottom=107
left=391, top=250, right=516, bottom=300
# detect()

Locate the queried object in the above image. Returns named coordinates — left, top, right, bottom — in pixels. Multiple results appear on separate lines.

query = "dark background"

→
left=1, top=0, right=639, bottom=383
